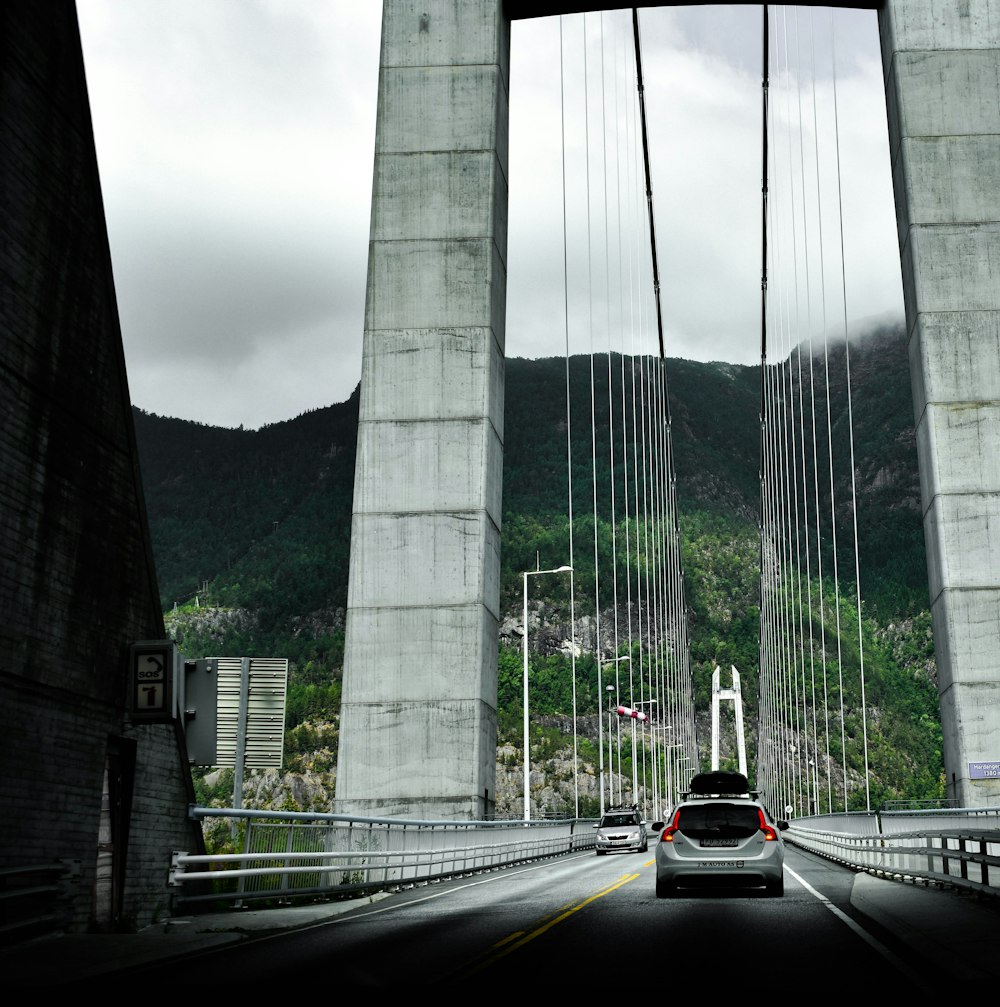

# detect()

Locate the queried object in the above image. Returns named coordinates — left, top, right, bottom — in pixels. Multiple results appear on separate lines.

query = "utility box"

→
left=183, top=658, right=219, bottom=766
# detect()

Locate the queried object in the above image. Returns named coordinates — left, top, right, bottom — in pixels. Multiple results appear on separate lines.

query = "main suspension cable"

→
left=632, top=8, right=665, bottom=361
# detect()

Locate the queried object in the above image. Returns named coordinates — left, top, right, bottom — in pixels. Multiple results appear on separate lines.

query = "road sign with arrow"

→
left=128, top=640, right=178, bottom=722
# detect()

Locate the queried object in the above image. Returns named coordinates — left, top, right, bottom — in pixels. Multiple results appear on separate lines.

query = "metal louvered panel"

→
left=213, top=656, right=288, bottom=769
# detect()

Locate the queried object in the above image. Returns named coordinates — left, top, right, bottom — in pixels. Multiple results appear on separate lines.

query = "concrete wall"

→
left=1, top=2, right=204, bottom=932
left=334, top=1, right=509, bottom=819
left=879, top=0, right=1000, bottom=806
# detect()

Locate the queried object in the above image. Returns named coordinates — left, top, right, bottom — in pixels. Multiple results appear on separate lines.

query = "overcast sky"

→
left=77, top=3, right=903, bottom=431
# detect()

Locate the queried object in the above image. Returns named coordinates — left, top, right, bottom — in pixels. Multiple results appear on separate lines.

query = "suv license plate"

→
left=701, top=838, right=738, bottom=848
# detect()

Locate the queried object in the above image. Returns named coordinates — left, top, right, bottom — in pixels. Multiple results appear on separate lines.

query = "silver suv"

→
left=594, top=806, right=649, bottom=855
left=652, top=770, right=788, bottom=896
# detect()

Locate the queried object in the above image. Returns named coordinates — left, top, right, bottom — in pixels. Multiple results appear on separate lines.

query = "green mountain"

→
left=135, top=320, right=943, bottom=815
left=134, top=396, right=358, bottom=617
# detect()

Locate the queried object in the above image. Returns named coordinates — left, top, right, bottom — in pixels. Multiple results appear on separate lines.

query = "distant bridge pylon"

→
left=711, top=665, right=748, bottom=780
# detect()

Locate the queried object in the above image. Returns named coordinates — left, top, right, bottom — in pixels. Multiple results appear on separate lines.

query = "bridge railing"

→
left=171, top=805, right=1000, bottom=908
left=879, top=806, right=1000, bottom=834
left=785, top=806, right=1000, bottom=899
left=170, top=807, right=597, bottom=908
left=784, top=812, right=881, bottom=835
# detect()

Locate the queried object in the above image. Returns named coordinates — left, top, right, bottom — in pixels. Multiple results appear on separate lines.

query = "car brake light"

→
left=661, top=809, right=681, bottom=841
left=758, top=808, right=777, bottom=840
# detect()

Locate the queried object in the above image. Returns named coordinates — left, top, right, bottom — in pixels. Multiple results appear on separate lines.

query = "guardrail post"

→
left=235, top=818, right=254, bottom=908
left=278, top=823, right=294, bottom=904
left=168, top=851, right=186, bottom=888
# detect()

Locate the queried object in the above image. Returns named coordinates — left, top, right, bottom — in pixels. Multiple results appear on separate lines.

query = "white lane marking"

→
left=785, top=865, right=922, bottom=983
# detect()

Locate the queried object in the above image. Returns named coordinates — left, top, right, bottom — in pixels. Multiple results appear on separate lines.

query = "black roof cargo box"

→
left=687, top=770, right=751, bottom=796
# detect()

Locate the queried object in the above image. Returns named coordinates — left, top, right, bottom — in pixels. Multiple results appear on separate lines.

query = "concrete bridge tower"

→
left=333, top=3, right=510, bottom=818
left=879, top=0, right=1000, bottom=806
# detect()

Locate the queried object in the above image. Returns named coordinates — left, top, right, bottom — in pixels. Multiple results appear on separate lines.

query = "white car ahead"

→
left=593, top=807, right=649, bottom=855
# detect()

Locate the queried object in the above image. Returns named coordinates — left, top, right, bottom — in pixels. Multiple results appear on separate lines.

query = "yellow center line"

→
left=468, top=873, right=640, bottom=973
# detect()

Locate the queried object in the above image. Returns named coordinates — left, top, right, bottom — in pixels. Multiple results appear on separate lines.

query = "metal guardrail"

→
left=786, top=812, right=880, bottom=835
left=173, top=805, right=1000, bottom=907
left=881, top=799, right=960, bottom=811
left=171, top=807, right=598, bottom=907
left=879, top=806, right=1000, bottom=834
left=785, top=805, right=1000, bottom=837
left=786, top=819, right=1000, bottom=898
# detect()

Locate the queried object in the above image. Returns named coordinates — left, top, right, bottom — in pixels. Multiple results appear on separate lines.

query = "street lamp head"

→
left=524, top=564, right=573, bottom=577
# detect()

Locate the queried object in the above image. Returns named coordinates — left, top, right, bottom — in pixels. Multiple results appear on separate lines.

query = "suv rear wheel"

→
left=655, top=877, right=676, bottom=898
left=766, top=876, right=784, bottom=897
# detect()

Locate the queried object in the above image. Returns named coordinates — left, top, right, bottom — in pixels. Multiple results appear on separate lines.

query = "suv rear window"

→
left=677, top=803, right=760, bottom=838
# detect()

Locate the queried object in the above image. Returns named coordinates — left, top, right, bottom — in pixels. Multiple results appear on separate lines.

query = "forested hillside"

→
left=136, top=319, right=944, bottom=816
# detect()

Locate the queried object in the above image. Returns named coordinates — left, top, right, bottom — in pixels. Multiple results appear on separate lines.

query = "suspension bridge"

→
left=334, top=0, right=1000, bottom=823
left=2, top=0, right=999, bottom=938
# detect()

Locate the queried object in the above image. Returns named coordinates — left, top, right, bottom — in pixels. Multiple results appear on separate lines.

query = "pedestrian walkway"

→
left=851, top=873, right=1000, bottom=985
left=2, top=892, right=393, bottom=985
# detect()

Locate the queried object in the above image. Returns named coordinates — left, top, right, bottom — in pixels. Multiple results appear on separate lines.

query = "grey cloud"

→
left=80, top=2, right=901, bottom=430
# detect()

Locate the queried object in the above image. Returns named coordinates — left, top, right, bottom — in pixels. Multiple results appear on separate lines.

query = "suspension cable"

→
left=806, top=7, right=833, bottom=813
left=631, top=8, right=665, bottom=360
left=829, top=11, right=871, bottom=811
left=558, top=16, right=581, bottom=820
left=758, top=3, right=771, bottom=798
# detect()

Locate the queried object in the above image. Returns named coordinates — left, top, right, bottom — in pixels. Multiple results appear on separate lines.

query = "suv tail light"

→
left=758, top=808, right=778, bottom=840
left=661, top=809, right=682, bottom=841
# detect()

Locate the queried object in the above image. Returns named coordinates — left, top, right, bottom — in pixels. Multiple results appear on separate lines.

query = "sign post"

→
left=183, top=659, right=219, bottom=766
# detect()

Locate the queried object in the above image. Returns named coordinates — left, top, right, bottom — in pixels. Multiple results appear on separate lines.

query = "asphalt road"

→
left=50, top=843, right=999, bottom=990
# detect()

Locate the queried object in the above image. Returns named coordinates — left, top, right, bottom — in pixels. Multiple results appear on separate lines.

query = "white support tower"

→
left=711, top=665, right=748, bottom=778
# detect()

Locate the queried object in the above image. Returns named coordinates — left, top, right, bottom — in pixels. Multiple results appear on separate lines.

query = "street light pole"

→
left=632, top=700, right=658, bottom=818
left=605, top=684, right=616, bottom=807
left=677, top=755, right=694, bottom=797
left=522, top=564, right=572, bottom=822
left=649, top=721, right=672, bottom=815
left=600, top=655, right=631, bottom=811
left=662, top=743, right=685, bottom=811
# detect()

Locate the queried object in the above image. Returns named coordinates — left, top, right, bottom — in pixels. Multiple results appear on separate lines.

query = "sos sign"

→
left=128, top=641, right=178, bottom=722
